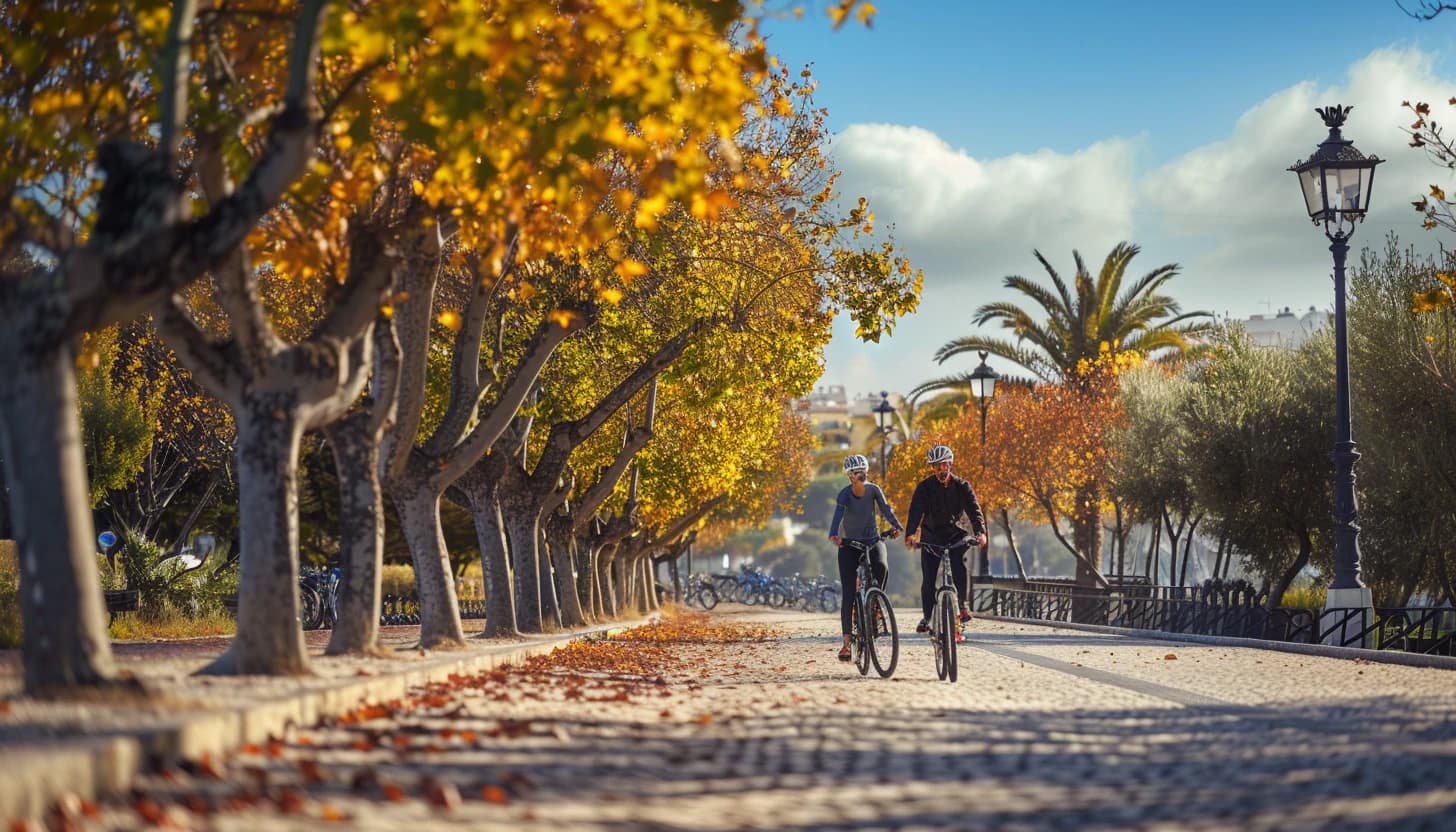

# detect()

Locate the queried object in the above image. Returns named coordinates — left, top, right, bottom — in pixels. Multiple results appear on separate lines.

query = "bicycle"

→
left=919, top=537, right=969, bottom=682
left=684, top=575, right=720, bottom=610
left=842, top=531, right=899, bottom=678
left=300, top=566, right=340, bottom=630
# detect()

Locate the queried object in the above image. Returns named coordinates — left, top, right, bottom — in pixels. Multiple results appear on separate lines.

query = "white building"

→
left=1238, top=305, right=1330, bottom=349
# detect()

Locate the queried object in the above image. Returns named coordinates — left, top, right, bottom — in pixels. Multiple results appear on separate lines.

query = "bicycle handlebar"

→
left=917, top=537, right=971, bottom=556
left=841, top=528, right=899, bottom=550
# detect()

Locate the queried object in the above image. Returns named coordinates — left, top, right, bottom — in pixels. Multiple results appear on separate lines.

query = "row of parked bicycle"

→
left=680, top=566, right=841, bottom=614
left=291, top=567, right=485, bottom=629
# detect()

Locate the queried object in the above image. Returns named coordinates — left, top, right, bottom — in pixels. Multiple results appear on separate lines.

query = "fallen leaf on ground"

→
left=481, top=785, right=510, bottom=805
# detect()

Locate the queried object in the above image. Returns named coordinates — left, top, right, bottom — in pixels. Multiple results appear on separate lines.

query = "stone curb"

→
left=1, top=618, right=648, bottom=822
left=982, top=613, right=1456, bottom=671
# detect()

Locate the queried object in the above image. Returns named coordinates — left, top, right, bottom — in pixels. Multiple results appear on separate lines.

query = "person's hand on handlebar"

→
left=974, top=532, right=988, bottom=547
left=830, top=534, right=842, bottom=547
left=884, top=528, right=900, bottom=540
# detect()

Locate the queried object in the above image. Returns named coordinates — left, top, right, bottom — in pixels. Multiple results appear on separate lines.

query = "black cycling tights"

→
left=837, top=542, right=888, bottom=635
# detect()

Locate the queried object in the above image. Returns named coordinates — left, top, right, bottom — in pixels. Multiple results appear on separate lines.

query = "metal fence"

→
left=971, top=578, right=1456, bottom=656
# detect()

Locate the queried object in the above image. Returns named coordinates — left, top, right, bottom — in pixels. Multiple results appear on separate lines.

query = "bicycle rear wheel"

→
left=699, top=584, right=719, bottom=610
left=853, top=595, right=871, bottom=676
left=940, top=591, right=958, bottom=683
left=865, top=588, right=898, bottom=678
left=299, top=582, right=324, bottom=630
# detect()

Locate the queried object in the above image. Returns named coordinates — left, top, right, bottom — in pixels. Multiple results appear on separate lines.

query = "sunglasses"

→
left=848, top=471, right=867, bottom=479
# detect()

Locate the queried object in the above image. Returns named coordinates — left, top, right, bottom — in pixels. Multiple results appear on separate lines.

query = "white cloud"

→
left=818, top=47, right=1456, bottom=397
left=1144, top=48, right=1449, bottom=299
left=832, top=123, right=1141, bottom=282
left=821, top=124, right=1143, bottom=394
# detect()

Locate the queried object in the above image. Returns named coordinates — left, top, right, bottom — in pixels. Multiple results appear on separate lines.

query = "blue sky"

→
left=760, top=2, right=1456, bottom=399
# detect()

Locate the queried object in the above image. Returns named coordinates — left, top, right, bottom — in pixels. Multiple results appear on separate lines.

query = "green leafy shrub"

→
left=117, top=527, right=238, bottom=622
left=0, top=540, right=20, bottom=648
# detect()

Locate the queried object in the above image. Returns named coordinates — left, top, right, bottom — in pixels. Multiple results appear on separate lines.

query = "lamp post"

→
left=1288, top=104, right=1381, bottom=632
left=873, top=391, right=896, bottom=481
left=969, top=351, right=999, bottom=577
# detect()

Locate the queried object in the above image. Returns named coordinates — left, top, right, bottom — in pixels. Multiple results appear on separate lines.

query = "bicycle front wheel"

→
left=939, top=591, right=958, bottom=683
left=865, top=588, right=898, bottom=679
left=699, top=584, right=719, bottom=610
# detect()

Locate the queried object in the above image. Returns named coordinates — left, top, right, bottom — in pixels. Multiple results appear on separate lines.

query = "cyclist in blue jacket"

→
left=903, top=444, right=987, bottom=634
left=829, top=454, right=902, bottom=661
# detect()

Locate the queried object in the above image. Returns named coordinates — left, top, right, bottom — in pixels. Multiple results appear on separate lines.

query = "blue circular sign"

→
left=97, top=531, right=118, bottom=549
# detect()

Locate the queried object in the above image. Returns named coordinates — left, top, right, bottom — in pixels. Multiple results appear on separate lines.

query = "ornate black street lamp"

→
left=969, top=351, right=999, bottom=576
left=1288, top=105, right=1381, bottom=618
left=873, top=391, right=896, bottom=481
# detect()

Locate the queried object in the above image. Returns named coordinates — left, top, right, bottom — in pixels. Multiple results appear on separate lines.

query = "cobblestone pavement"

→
left=54, top=607, right=1456, bottom=831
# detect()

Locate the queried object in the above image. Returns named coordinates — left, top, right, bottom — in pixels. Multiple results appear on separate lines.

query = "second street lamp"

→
left=874, top=391, right=896, bottom=481
left=969, top=351, right=999, bottom=577
left=1288, top=104, right=1381, bottom=643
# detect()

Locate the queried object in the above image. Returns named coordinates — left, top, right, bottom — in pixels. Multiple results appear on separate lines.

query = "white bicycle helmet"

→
left=926, top=444, right=954, bottom=465
left=843, top=454, right=869, bottom=473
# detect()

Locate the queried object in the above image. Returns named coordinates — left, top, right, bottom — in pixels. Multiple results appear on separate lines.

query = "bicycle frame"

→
left=919, top=537, right=968, bottom=682
left=842, top=530, right=899, bottom=678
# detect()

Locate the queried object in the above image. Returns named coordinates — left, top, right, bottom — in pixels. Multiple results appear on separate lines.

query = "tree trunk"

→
left=537, top=530, right=561, bottom=630
left=452, top=474, right=518, bottom=637
left=547, top=535, right=585, bottom=627
left=1267, top=529, right=1312, bottom=611
left=500, top=486, right=545, bottom=632
left=544, top=515, right=588, bottom=626
left=167, top=472, right=219, bottom=555
left=1177, top=514, right=1202, bottom=588
left=1072, top=484, right=1104, bottom=589
left=574, top=534, right=600, bottom=623
left=1145, top=520, right=1162, bottom=583
left=640, top=557, right=658, bottom=612
left=207, top=403, right=309, bottom=675
left=324, top=415, right=385, bottom=656
left=391, top=490, right=465, bottom=648
left=0, top=346, right=119, bottom=692
left=598, top=544, right=619, bottom=618
left=999, top=509, right=1027, bottom=581
left=1160, top=509, right=1185, bottom=589
left=613, top=554, right=630, bottom=614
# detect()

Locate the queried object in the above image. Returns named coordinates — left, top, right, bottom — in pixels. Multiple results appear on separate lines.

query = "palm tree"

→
left=920, top=241, right=1212, bottom=589
left=922, top=242, right=1212, bottom=390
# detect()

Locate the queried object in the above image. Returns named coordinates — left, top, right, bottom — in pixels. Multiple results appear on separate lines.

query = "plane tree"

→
left=0, top=0, right=330, bottom=693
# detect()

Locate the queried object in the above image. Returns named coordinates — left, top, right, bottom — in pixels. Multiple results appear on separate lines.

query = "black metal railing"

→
left=972, top=580, right=1456, bottom=656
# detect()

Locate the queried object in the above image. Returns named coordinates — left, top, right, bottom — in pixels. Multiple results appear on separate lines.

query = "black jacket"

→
left=904, top=473, right=985, bottom=546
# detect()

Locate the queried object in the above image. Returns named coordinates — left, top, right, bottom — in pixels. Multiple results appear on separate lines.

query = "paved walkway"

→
left=6, top=607, right=1456, bottom=830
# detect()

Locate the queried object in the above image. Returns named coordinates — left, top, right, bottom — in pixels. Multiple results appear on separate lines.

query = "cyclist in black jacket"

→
left=903, top=444, right=987, bottom=633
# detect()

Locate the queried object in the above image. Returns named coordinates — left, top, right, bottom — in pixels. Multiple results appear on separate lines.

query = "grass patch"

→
left=109, top=607, right=236, bottom=641
left=1280, top=583, right=1327, bottom=608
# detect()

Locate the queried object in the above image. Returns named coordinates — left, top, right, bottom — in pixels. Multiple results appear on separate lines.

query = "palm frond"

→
left=1095, top=241, right=1140, bottom=325
left=931, top=335, right=1059, bottom=382
left=1032, top=249, right=1075, bottom=315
